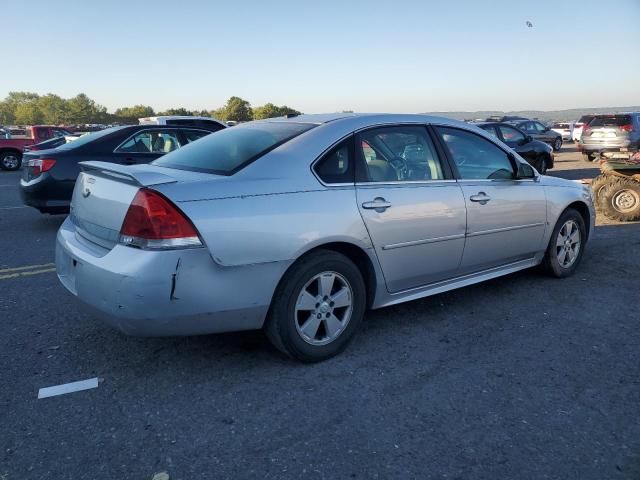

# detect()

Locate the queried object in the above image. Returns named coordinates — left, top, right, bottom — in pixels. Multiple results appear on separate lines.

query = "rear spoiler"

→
left=79, top=161, right=177, bottom=187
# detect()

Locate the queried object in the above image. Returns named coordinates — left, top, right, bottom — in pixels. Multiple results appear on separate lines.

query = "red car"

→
left=0, top=125, right=74, bottom=170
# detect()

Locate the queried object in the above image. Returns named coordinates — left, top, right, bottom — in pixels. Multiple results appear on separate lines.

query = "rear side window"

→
left=153, top=122, right=315, bottom=175
left=479, top=125, right=499, bottom=139
left=589, top=115, right=632, bottom=127
left=314, top=137, right=354, bottom=184
left=183, top=129, right=211, bottom=143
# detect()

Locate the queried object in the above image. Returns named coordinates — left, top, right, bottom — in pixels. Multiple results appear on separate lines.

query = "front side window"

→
left=357, top=126, right=445, bottom=182
left=498, top=125, right=526, bottom=144
left=153, top=121, right=315, bottom=175
left=480, top=125, right=499, bottom=140
left=519, top=122, right=535, bottom=133
left=436, top=126, right=514, bottom=180
left=314, top=138, right=354, bottom=184
left=116, top=130, right=182, bottom=154
left=533, top=122, right=547, bottom=132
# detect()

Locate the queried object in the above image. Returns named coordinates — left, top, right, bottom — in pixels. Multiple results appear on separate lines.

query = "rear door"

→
left=354, top=125, right=466, bottom=293
left=112, top=129, right=183, bottom=165
left=434, top=125, right=547, bottom=273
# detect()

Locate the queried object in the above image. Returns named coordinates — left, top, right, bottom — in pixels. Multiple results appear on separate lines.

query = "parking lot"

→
left=1, top=145, right=639, bottom=479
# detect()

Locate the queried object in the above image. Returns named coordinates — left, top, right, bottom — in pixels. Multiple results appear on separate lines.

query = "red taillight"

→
left=620, top=124, right=633, bottom=132
left=119, top=189, right=201, bottom=249
left=28, top=158, right=56, bottom=176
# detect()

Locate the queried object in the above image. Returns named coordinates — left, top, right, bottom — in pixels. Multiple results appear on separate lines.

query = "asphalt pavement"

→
left=1, top=147, right=639, bottom=480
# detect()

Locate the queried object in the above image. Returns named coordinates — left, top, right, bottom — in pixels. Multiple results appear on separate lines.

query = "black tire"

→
left=536, top=155, right=548, bottom=174
left=552, top=137, right=562, bottom=152
left=582, top=153, right=595, bottom=162
left=542, top=208, right=587, bottom=278
left=0, top=151, right=22, bottom=171
left=590, top=174, right=612, bottom=210
left=265, top=250, right=366, bottom=362
left=599, top=177, right=640, bottom=222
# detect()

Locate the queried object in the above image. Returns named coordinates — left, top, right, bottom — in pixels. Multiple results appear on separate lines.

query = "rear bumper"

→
left=579, top=139, right=633, bottom=154
left=56, top=217, right=283, bottom=336
left=20, top=173, right=73, bottom=210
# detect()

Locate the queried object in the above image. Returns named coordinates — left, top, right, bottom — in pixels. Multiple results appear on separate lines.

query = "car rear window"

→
left=56, top=126, right=126, bottom=150
left=589, top=115, right=632, bottom=127
left=578, top=115, right=594, bottom=124
left=152, top=121, right=316, bottom=175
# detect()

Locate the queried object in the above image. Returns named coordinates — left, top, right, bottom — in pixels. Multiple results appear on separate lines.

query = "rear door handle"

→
left=362, top=197, right=392, bottom=211
left=469, top=192, right=491, bottom=205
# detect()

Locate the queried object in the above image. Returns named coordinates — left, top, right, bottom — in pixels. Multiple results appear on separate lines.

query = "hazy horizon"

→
left=3, top=0, right=638, bottom=113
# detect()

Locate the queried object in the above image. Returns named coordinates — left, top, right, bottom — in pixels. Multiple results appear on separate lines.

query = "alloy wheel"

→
left=555, top=220, right=581, bottom=268
left=294, top=271, right=353, bottom=346
left=2, top=154, right=19, bottom=169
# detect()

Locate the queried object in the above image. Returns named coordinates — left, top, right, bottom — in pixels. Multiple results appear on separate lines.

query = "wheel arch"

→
left=565, top=201, right=592, bottom=240
left=275, top=241, right=380, bottom=309
left=0, top=147, right=22, bottom=157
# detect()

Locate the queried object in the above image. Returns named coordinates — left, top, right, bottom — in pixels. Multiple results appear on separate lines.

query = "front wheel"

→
left=0, top=151, right=22, bottom=171
left=590, top=174, right=611, bottom=209
left=599, top=177, right=640, bottom=222
left=535, top=155, right=548, bottom=174
left=552, top=137, right=562, bottom=152
left=542, top=209, right=586, bottom=278
left=265, top=250, right=366, bottom=362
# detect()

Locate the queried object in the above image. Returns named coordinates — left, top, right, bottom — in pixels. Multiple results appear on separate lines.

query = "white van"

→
left=138, top=116, right=226, bottom=132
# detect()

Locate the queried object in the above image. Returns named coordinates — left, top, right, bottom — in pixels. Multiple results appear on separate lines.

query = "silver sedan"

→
left=56, top=114, right=595, bottom=362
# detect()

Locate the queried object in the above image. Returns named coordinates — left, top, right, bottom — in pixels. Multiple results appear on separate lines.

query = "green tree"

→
left=157, top=107, right=191, bottom=116
left=214, top=96, right=253, bottom=122
left=37, top=94, right=69, bottom=124
left=253, top=103, right=301, bottom=119
left=114, top=105, right=155, bottom=123
left=66, top=93, right=107, bottom=123
left=0, top=101, right=15, bottom=124
left=14, top=102, right=44, bottom=125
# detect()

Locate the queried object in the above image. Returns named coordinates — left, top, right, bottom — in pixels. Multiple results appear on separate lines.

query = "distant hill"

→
left=422, top=106, right=640, bottom=123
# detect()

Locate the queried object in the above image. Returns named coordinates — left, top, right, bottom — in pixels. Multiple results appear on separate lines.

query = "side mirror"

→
left=526, top=135, right=533, bottom=143
left=517, top=162, right=536, bottom=179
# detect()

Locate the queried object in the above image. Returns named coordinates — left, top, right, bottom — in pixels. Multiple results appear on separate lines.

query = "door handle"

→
left=469, top=192, right=491, bottom=205
left=362, top=197, right=392, bottom=211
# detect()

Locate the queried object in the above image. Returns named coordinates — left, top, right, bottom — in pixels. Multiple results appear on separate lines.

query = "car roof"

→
left=261, top=112, right=471, bottom=128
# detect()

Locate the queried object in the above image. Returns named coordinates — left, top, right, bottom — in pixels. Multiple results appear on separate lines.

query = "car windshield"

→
left=152, top=121, right=316, bottom=175
left=589, top=115, right=632, bottom=127
left=56, top=126, right=125, bottom=150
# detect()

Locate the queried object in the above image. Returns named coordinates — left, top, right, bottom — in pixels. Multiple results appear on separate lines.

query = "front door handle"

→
left=469, top=192, right=491, bottom=205
left=362, top=197, right=392, bottom=212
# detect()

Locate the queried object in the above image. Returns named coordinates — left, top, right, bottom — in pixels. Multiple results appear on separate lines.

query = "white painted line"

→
left=0, top=206, right=27, bottom=210
left=38, top=377, right=99, bottom=399
left=0, top=184, right=19, bottom=187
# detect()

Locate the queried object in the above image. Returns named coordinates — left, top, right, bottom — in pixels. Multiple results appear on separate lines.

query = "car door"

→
left=354, top=125, right=466, bottom=293
left=434, top=125, right=547, bottom=273
left=112, top=129, right=182, bottom=165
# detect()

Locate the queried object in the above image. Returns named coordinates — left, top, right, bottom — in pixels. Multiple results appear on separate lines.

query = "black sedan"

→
left=507, top=120, right=563, bottom=152
left=476, top=122, right=554, bottom=174
left=20, top=124, right=220, bottom=214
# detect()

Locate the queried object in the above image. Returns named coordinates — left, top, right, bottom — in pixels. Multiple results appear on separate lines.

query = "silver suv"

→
left=580, top=113, right=640, bottom=161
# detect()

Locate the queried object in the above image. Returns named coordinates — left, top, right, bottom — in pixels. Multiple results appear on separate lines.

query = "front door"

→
left=434, top=126, right=547, bottom=273
left=355, top=125, right=467, bottom=293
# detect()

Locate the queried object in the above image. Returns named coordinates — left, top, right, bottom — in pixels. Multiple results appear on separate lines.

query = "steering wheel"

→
left=389, top=156, right=408, bottom=180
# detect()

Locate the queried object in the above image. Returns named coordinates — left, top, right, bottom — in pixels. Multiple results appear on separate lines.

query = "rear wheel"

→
left=265, top=250, right=366, bottom=362
left=0, top=151, right=21, bottom=171
left=553, top=137, right=562, bottom=152
left=582, top=153, right=595, bottom=162
left=599, top=177, right=640, bottom=222
left=542, top=208, right=586, bottom=278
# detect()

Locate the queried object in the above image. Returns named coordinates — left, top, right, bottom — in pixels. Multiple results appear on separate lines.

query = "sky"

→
left=2, top=0, right=639, bottom=114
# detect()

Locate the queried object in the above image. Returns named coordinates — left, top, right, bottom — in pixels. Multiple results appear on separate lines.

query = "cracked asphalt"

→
left=1, top=145, right=639, bottom=479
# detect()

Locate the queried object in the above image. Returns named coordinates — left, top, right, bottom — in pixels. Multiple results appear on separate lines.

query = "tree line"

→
left=0, top=92, right=302, bottom=125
